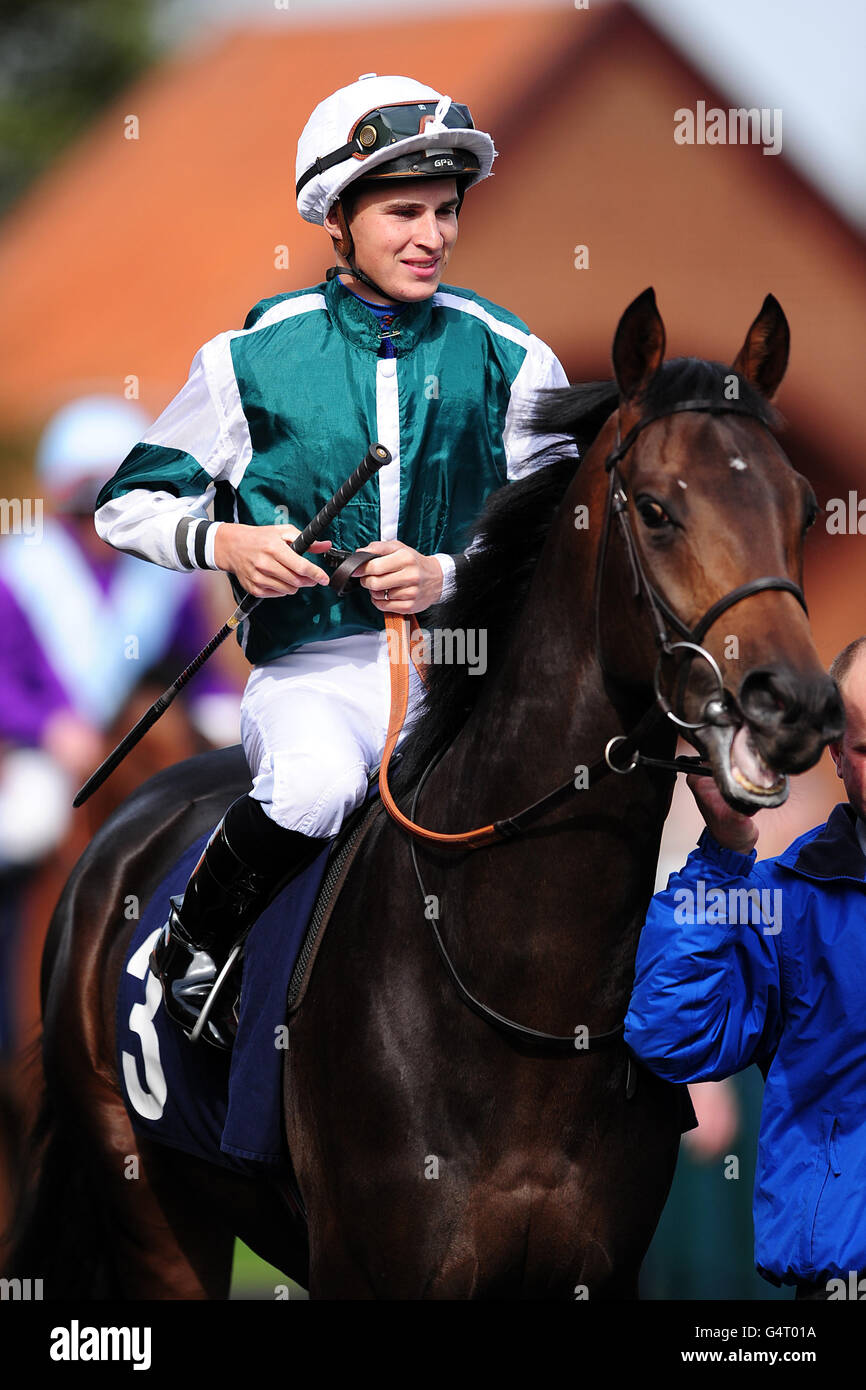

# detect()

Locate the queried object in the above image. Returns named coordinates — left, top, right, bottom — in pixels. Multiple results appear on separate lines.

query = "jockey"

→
left=94, top=73, right=571, bottom=1048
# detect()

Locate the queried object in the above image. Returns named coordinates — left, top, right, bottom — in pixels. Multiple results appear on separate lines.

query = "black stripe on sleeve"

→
left=195, top=519, right=213, bottom=569
left=174, top=517, right=196, bottom=570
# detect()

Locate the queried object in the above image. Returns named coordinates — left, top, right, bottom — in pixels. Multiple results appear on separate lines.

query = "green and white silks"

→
left=95, top=276, right=570, bottom=664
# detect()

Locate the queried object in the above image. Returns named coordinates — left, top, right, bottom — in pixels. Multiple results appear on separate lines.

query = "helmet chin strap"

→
left=325, top=262, right=402, bottom=304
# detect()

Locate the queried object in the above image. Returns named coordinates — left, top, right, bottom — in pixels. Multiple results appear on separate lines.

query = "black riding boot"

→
left=150, top=795, right=329, bottom=1050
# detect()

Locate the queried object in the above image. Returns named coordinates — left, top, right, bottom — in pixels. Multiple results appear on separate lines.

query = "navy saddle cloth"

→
left=116, top=808, right=349, bottom=1173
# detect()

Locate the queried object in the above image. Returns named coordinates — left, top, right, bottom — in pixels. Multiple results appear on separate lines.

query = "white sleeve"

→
left=94, top=486, right=224, bottom=571
left=431, top=552, right=458, bottom=602
left=502, top=334, right=577, bottom=481
left=453, top=335, right=576, bottom=576
left=93, top=334, right=245, bottom=571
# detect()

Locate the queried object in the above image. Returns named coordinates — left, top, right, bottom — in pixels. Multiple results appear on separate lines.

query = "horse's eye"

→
left=804, top=498, right=819, bottom=532
left=636, top=497, right=671, bottom=529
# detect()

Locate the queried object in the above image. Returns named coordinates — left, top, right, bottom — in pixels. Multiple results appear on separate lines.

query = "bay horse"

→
left=8, top=289, right=843, bottom=1299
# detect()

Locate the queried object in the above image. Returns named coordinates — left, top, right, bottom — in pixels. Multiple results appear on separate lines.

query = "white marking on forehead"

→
left=677, top=478, right=687, bottom=489
left=730, top=457, right=748, bottom=471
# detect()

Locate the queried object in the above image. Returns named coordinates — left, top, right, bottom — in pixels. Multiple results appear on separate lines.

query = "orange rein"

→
left=378, top=613, right=500, bottom=849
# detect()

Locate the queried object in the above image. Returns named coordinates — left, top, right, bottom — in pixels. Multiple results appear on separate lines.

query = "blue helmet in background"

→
left=36, top=395, right=149, bottom=512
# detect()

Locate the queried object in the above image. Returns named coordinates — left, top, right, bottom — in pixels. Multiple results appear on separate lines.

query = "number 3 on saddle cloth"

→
left=116, top=779, right=379, bottom=1175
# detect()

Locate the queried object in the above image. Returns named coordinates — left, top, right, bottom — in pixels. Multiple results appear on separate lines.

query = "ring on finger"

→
left=383, top=589, right=390, bottom=601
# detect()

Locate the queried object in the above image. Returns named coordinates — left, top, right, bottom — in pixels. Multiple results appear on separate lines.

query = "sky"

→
left=154, top=0, right=866, bottom=229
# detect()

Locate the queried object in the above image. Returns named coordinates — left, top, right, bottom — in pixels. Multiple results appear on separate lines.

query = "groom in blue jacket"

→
left=625, top=636, right=866, bottom=1300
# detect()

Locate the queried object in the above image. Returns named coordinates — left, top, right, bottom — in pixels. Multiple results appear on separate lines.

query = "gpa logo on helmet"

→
left=434, top=158, right=455, bottom=168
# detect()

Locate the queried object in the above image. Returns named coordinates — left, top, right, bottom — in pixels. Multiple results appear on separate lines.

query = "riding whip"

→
left=73, top=443, right=391, bottom=808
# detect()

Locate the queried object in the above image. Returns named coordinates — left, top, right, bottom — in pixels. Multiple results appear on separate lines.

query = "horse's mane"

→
left=390, top=358, right=779, bottom=793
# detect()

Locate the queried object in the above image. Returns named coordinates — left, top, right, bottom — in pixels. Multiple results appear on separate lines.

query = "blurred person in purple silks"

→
left=0, top=395, right=240, bottom=1050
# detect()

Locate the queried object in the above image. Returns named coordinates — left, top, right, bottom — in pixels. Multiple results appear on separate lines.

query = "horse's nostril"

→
left=740, top=669, right=845, bottom=744
left=739, top=670, right=793, bottom=731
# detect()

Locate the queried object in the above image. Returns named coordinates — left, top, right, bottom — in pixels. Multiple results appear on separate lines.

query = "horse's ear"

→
left=731, top=294, right=790, bottom=399
left=612, top=288, right=666, bottom=403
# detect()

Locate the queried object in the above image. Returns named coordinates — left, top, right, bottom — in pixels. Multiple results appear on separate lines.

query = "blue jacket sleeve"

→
left=624, top=829, right=784, bottom=1083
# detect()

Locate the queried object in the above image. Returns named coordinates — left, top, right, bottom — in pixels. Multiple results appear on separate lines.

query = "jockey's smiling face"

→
left=324, top=177, right=460, bottom=306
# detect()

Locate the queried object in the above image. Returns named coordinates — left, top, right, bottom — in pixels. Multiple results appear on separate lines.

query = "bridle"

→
left=391, top=396, right=809, bottom=1056
left=596, top=398, right=807, bottom=744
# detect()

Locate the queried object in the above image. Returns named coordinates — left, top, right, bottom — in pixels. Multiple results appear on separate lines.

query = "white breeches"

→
left=240, top=631, right=425, bottom=837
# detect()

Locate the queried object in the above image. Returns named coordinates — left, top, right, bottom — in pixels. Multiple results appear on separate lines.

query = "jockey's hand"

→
left=687, top=772, right=759, bottom=855
left=354, top=541, right=444, bottom=613
left=213, top=523, right=332, bottom=597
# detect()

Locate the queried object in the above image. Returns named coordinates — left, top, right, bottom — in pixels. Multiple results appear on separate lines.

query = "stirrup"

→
left=151, top=806, right=331, bottom=1050
left=151, top=899, right=242, bottom=1051
left=188, top=940, right=245, bottom=1046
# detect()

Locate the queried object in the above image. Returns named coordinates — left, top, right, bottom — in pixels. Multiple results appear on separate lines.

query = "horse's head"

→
left=600, top=287, right=843, bottom=812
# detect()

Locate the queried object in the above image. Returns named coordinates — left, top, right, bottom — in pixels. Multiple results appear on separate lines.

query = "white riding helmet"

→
left=296, top=73, right=497, bottom=226
left=37, top=395, right=150, bottom=512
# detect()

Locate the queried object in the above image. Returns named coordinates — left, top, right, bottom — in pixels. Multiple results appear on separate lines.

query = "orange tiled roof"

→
left=0, top=6, right=587, bottom=423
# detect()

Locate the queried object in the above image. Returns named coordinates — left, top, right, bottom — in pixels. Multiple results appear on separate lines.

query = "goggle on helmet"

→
left=297, top=100, right=480, bottom=199
left=296, top=78, right=496, bottom=226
